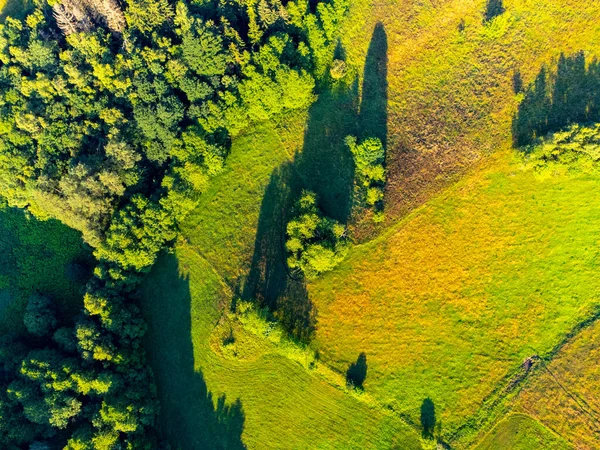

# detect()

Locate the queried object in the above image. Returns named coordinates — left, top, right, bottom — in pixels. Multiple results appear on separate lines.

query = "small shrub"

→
left=329, top=59, right=347, bottom=80
left=345, top=135, right=387, bottom=214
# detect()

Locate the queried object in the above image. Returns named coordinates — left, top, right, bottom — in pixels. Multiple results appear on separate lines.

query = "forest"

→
left=2, top=0, right=600, bottom=448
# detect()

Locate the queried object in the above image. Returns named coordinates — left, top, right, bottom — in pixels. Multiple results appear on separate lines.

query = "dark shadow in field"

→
left=359, top=22, right=388, bottom=148
left=484, top=0, right=505, bottom=23
left=242, top=68, right=359, bottom=343
left=512, top=51, right=600, bottom=146
left=346, top=352, right=368, bottom=388
left=420, top=397, right=436, bottom=439
left=141, top=254, right=246, bottom=450
left=243, top=24, right=388, bottom=342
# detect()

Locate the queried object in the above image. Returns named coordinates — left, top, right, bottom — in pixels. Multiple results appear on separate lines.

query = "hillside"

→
left=2, top=0, right=600, bottom=447
left=137, top=0, right=600, bottom=448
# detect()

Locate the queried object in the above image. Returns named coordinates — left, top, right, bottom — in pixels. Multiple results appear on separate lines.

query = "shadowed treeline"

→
left=513, top=52, right=600, bottom=146
left=140, top=254, right=246, bottom=449
left=420, top=398, right=436, bottom=439
left=243, top=24, right=388, bottom=342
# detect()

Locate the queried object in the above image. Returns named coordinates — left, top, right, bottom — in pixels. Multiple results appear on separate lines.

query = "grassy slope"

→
left=513, top=318, right=600, bottom=449
left=141, top=123, right=421, bottom=449
left=339, top=0, right=600, bottom=237
left=140, top=0, right=600, bottom=448
left=0, top=205, right=92, bottom=333
left=309, top=150, right=600, bottom=440
left=474, top=414, right=571, bottom=450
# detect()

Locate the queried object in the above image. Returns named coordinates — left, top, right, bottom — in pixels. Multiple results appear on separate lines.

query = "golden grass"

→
left=513, top=319, right=600, bottom=449
left=309, top=149, right=600, bottom=441
left=339, top=0, right=600, bottom=237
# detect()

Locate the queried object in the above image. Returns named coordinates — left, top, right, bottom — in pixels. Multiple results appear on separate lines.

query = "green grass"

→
left=138, top=0, right=600, bottom=448
left=308, top=150, right=600, bottom=443
left=141, top=245, right=422, bottom=449
left=474, top=414, right=572, bottom=450
left=141, top=123, right=422, bottom=448
left=0, top=203, right=93, bottom=334
left=337, top=0, right=600, bottom=237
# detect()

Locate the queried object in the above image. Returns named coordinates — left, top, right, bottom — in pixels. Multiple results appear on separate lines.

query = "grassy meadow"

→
left=309, top=149, right=600, bottom=443
left=474, top=414, right=571, bottom=450
left=138, top=0, right=600, bottom=448
left=512, top=316, right=600, bottom=449
left=0, top=204, right=92, bottom=334
left=338, top=0, right=600, bottom=237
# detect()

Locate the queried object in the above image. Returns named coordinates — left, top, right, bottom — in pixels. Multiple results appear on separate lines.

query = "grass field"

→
left=309, top=149, right=600, bottom=443
left=474, top=414, right=571, bottom=450
left=338, top=0, right=600, bottom=238
left=138, top=0, right=600, bottom=448
left=141, top=123, right=422, bottom=448
left=512, top=317, right=600, bottom=449
left=0, top=204, right=92, bottom=334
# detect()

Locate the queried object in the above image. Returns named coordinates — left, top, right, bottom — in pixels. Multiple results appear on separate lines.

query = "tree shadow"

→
left=420, top=397, right=436, bottom=439
left=345, top=352, right=367, bottom=388
left=140, top=254, right=246, bottom=449
left=484, top=0, right=505, bottom=22
left=512, top=52, right=600, bottom=147
left=243, top=24, right=389, bottom=340
left=242, top=58, right=360, bottom=342
left=359, top=22, right=388, bottom=148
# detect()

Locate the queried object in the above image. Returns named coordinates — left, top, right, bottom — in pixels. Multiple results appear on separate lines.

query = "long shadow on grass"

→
left=512, top=52, right=600, bottom=147
left=359, top=22, right=388, bottom=148
left=242, top=25, right=389, bottom=342
left=242, top=73, right=359, bottom=343
left=141, top=254, right=246, bottom=449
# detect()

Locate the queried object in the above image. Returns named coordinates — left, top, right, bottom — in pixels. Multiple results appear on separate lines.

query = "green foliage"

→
left=524, top=122, right=600, bottom=178
left=0, top=0, right=347, bottom=446
left=345, top=135, right=386, bottom=218
left=124, top=0, right=173, bottom=33
left=286, top=191, right=347, bottom=278
left=329, top=58, right=347, bottom=80
left=23, top=294, right=57, bottom=337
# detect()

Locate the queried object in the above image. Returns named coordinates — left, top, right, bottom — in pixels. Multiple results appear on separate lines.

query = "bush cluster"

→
left=286, top=191, right=347, bottom=279
left=345, top=135, right=386, bottom=222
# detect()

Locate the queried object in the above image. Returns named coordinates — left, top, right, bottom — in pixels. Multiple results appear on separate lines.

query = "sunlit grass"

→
left=513, top=317, right=600, bottom=449
left=309, top=150, right=600, bottom=440
left=140, top=0, right=600, bottom=447
left=474, top=413, right=571, bottom=450
left=339, top=0, right=600, bottom=237
left=141, top=125, right=422, bottom=449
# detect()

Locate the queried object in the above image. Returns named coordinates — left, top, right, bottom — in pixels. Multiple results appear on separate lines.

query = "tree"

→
left=24, top=294, right=57, bottom=337
left=286, top=191, right=347, bottom=278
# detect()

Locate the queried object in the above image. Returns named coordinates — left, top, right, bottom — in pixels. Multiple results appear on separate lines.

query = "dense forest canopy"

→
left=0, top=0, right=348, bottom=446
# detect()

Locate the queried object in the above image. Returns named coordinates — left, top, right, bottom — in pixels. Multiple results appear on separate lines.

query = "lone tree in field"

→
left=484, top=0, right=504, bottom=22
